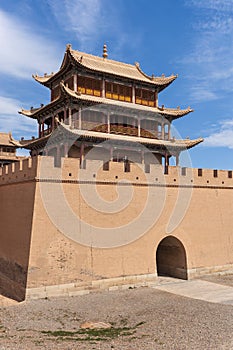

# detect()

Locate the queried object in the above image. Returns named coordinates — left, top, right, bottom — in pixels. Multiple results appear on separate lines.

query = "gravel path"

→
left=0, top=277, right=233, bottom=349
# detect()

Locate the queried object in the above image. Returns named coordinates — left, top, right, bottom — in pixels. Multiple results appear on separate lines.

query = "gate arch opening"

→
left=156, top=236, right=188, bottom=280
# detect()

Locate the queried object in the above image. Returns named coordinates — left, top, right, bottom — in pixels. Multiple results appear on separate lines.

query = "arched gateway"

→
left=156, top=236, right=188, bottom=280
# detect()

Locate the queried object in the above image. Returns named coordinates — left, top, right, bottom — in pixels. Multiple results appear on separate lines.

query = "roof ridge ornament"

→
left=103, top=43, right=108, bottom=59
left=66, top=43, right=72, bottom=51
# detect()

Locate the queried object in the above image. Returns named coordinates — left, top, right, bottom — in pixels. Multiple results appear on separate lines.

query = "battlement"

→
left=36, top=156, right=233, bottom=189
left=167, top=166, right=233, bottom=188
left=162, top=166, right=233, bottom=189
left=0, top=157, right=38, bottom=185
left=1, top=155, right=233, bottom=188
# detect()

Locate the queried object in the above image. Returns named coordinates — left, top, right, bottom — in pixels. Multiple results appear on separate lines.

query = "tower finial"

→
left=103, top=43, right=108, bottom=59
left=66, top=43, right=72, bottom=51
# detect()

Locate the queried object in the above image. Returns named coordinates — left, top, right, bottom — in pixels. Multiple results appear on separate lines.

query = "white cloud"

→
left=204, top=120, right=233, bottom=149
left=187, top=0, right=233, bottom=13
left=0, top=95, right=37, bottom=138
left=182, top=1, right=233, bottom=103
left=47, top=0, right=130, bottom=55
left=198, top=16, right=233, bottom=34
left=65, top=0, right=102, bottom=36
left=189, top=87, right=218, bottom=103
left=0, top=9, right=60, bottom=78
left=0, top=96, right=21, bottom=115
left=48, top=0, right=103, bottom=50
left=0, top=114, right=37, bottom=139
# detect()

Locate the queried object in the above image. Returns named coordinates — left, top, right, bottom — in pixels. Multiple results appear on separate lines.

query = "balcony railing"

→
left=70, top=121, right=166, bottom=140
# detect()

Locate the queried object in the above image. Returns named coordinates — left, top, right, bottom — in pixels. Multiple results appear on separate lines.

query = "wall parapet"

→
left=37, top=157, right=233, bottom=189
left=0, top=157, right=38, bottom=185
left=1, top=156, right=233, bottom=188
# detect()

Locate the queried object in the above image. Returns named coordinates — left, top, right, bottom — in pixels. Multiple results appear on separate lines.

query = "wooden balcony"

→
left=70, top=121, right=163, bottom=140
left=93, top=124, right=158, bottom=139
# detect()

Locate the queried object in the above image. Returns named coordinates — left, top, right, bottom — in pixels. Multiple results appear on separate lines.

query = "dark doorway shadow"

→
left=156, top=236, right=188, bottom=280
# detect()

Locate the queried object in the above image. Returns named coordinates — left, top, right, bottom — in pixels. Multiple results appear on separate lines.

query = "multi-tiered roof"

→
left=15, top=44, right=203, bottom=164
left=0, top=132, right=20, bottom=166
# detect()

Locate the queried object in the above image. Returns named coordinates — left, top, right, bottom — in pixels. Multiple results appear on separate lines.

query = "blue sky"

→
left=1, top=0, right=233, bottom=169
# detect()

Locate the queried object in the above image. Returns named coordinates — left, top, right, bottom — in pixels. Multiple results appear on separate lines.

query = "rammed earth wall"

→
left=1, top=156, right=233, bottom=301
left=0, top=158, right=37, bottom=300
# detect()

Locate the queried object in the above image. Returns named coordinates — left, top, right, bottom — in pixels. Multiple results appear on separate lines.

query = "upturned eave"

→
left=32, top=44, right=178, bottom=91
left=19, top=83, right=193, bottom=121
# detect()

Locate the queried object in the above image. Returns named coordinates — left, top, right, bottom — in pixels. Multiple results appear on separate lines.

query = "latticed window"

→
left=105, top=82, right=132, bottom=102
left=77, top=76, right=101, bottom=96
left=135, top=88, right=155, bottom=107
left=1, top=147, right=15, bottom=153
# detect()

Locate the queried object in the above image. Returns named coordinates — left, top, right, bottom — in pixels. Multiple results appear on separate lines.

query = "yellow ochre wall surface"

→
left=0, top=156, right=233, bottom=301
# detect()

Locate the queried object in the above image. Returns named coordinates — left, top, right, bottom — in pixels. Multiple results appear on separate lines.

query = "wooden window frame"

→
left=105, top=82, right=132, bottom=102
left=135, top=87, right=155, bottom=107
left=77, top=76, right=102, bottom=97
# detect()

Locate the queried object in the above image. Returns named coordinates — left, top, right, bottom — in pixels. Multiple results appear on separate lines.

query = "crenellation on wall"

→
left=165, top=166, right=233, bottom=187
left=0, top=157, right=38, bottom=185
left=35, top=156, right=233, bottom=189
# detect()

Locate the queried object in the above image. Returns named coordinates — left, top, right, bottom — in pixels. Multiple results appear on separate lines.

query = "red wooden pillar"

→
left=164, top=152, right=169, bottom=174
left=38, top=123, right=41, bottom=138
left=78, top=108, right=82, bottom=129
left=80, top=143, right=85, bottom=168
left=107, top=112, right=110, bottom=133
left=132, top=83, right=135, bottom=103
left=161, top=123, right=165, bottom=140
left=42, top=122, right=45, bottom=137
left=74, top=74, right=77, bottom=92
left=102, top=78, right=105, bottom=97
left=138, top=118, right=141, bottom=137
left=52, top=115, right=55, bottom=130
left=155, top=90, right=158, bottom=107
left=68, top=107, right=72, bottom=126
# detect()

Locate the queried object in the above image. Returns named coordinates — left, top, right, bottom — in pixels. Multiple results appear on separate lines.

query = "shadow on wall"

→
left=0, top=259, right=29, bottom=301
left=0, top=181, right=36, bottom=302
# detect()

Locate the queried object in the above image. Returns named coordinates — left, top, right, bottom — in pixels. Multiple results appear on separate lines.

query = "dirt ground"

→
left=0, top=275, right=233, bottom=350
